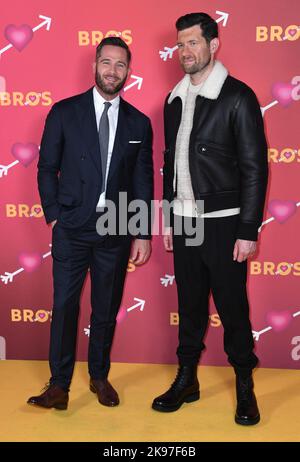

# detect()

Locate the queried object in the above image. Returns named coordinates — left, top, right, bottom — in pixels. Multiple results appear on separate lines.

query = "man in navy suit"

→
left=27, top=37, right=153, bottom=410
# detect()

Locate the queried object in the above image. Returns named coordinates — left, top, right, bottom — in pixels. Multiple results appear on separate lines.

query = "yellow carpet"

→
left=0, top=361, right=299, bottom=442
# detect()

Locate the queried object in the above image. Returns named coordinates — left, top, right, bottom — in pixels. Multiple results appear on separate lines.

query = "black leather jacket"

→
left=163, top=75, right=268, bottom=241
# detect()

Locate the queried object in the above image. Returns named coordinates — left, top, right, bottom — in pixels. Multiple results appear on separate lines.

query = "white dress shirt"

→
left=93, top=86, right=120, bottom=208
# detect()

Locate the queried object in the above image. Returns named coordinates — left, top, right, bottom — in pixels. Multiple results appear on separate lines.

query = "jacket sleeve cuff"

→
left=43, top=204, right=60, bottom=224
left=236, top=221, right=259, bottom=241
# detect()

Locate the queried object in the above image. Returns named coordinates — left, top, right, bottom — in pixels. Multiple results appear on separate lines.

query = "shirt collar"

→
left=93, top=86, right=120, bottom=110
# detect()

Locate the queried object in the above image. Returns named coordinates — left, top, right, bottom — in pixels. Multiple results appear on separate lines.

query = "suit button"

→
left=201, top=147, right=207, bottom=152
left=81, top=155, right=86, bottom=160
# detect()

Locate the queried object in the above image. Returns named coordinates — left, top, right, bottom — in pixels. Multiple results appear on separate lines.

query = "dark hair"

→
left=96, top=36, right=131, bottom=64
left=176, top=12, right=218, bottom=44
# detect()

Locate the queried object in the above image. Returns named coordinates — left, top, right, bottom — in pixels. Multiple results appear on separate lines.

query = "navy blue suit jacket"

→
left=37, top=87, right=153, bottom=237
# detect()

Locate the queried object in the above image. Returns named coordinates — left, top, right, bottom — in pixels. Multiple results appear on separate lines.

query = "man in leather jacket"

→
left=152, top=12, right=268, bottom=425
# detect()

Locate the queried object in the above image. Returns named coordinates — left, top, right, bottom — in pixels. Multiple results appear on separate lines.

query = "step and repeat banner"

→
left=0, top=0, right=299, bottom=368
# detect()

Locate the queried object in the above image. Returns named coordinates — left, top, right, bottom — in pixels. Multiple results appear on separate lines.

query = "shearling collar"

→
left=168, top=60, right=228, bottom=104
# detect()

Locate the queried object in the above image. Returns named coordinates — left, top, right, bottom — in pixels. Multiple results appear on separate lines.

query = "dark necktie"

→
left=99, top=101, right=111, bottom=194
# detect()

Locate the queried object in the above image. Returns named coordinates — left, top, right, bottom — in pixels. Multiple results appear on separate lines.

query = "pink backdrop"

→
left=1, top=0, right=299, bottom=369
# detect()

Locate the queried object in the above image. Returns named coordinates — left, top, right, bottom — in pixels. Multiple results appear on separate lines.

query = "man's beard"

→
left=95, top=71, right=127, bottom=95
left=181, top=55, right=211, bottom=75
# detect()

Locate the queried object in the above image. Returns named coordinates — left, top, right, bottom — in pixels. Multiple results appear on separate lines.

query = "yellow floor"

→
left=0, top=361, right=299, bottom=442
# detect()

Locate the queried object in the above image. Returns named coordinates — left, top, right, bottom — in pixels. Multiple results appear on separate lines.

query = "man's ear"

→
left=124, top=67, right=132, bottom=84
left=210, top=38, right=219, bottom=54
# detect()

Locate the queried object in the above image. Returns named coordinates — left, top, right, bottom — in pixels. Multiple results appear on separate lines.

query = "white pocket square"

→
left=129, top=140, right=142, bottom=143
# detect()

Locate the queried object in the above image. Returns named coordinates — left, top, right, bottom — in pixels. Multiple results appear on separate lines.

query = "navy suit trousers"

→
left=49, top=211, right=132, bottom=389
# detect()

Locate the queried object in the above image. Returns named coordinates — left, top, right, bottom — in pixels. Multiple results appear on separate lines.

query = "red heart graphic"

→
left=266, top=310, right=293, bottom=332
left=4, top=24, right=33, bottom=51
left=19, top=252, right=42, bottom=272
left=11, top=143, right=39, bottom=167
left=268, top=199, right=297, bottom=223
left=271, top=82, right=294, bottom=107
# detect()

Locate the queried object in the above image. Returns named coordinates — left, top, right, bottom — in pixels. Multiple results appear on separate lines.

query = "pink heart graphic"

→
left=279, top=265, right=288, bottom=272
left=29, top=95, right=36, bottom=102
left=33, top=207, right=41, bottom=214
left=266, top=310, right=293, bottom=332
left=288, top=29, right=297, bottom=37
left=116, top=307, right=127, bottom=324
left=4, top=24, right=33, bottom=51
left=283, top=151, right=293, bottom=159
left=11, top=143, right=39, bottom=167
left=268, top=199, right=297, bottom=223
left=0, top=75, right=6, bottom=93
left=38, top=313, right=45, bottom=319
left=19, top=252, right=42, bottom=272
left=271, top=82, right=294, bottom=107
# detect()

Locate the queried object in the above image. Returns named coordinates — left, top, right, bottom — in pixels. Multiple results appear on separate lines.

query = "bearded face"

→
left=94, top=45, right=129, bottom=97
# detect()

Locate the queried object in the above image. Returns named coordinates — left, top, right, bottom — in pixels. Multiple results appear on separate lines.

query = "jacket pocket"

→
left=57, top=192, right=82, bottom=206
left=194, top=144, right=239, bottom=192
left=196, top=143, right=236, bottom=160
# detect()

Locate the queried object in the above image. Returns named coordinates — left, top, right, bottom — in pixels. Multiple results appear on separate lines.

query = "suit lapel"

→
left=107, top=97, right=130, bottom=184
left=76, top=87, right=102, bottom=177
left=75, top=91, right=130, bottom=184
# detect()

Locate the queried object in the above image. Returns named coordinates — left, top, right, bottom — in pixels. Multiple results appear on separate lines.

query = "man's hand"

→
left=130, top=239, right=151, bottom=265
left=233, top=239, right=257, bottom=262
left=163, top=227, right=173, bottom=251
left=50, top=220, right=57, bottom=229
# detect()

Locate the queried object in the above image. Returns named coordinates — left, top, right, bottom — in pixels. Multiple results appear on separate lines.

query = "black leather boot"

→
left=235, top=374, right=260, bottom=425
left=152, top=365, right=199, bottom=412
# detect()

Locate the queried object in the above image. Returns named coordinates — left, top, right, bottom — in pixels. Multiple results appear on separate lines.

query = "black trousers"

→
left=172, top=214, right=258, bottom=374
left=49, top=211, right=132, bottom=390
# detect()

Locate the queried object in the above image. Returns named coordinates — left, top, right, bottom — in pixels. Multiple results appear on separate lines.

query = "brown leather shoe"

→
left=90, top=379, right=119, bottom=407
left=27, top=383, right=69, bottom=410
